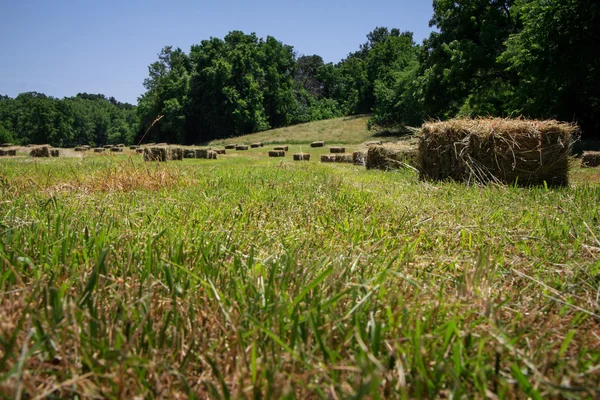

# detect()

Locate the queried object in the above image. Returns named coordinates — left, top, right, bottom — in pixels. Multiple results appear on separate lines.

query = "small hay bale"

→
left=293, top=153, right=310, bottom=161
left=236, top=145, right=249, bottom=151
left=274, top=146, right=289, bottom=151
left=50, top=149, right=59, bottom=157
left=129, top=145, right=139, bottom=150
left=195, top=149, right=209, bottom=159
left=214, top=149, right=226, bottom=155
left=419, top=118, right=577, bottom=186
left=7, top=149, right=16, bottom=156
left=366, top=145, right=419, bottom=171
left=143, top=147, right=167, bottom=162
left=74, top=147, right=86, bottom=152
left=207, top=150, right=218, bottom=160
left=311, top=141, right=325, bottom=148
left=110, top=147, right=123, bottom=152
left=581, top=151, right=600, bottom=168
left=103, top=145, right=113, bottom=149
left=29, top=146, right=50, bottom=157
left=0, top=143, right=12, bottom=147
left=168, top=147, right=183, bottom=160
left=251, top=143, right=262, bottom=148
left=353, top=151, right=366, bottom=166
left=269, top=150, right=285, bottom=157
left=94, top=148, right=105, bottom=153
left=225, top=144, right=236, bottom=150
left=320, top=154, right=335, bottom=163
left=365, top=141, right=383, bottom=146
left=116, top=144, right=125, bottom=148
left=136, top=148, right=144, bottom=154
left=333, top=154, right=353, bottom=163
left=0, top=150, right=6, bottom=156
left=183, top=149, right=196, bottom=158
left=330, top=147, right=345, bottom=153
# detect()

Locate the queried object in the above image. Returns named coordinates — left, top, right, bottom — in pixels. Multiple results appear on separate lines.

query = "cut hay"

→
left=168, top=147, right=183, bottom=160
left=269, top=150, right=285, bottom=157
left=7, top=150, right=16, bottom=156
left=50, top=149, right=59, bottom=157
left=581, top=151, right=600, bottom=168
left=353, top=151, right=366, bottom=166
left=321, top=154, right=335, bottom=163
left=419, top=118, right=577, bottom=186
left=94, top=148, right=105, bottom=153
left=274, top=146, right=289, bottom=151
left=293, top=153, right=310, bottom=161
left=311, top=141, right=325, bottom=148
left=214, top=149, right=226, bottom=155
left=225, top=144, right=236, bottom=150
left=110, top=147, right=124, bottom=152
left=366, top=145, right=419, bottom=171
left=333, top=154, right=353, bottom=163
left=29, top=146, right=50, bottom=157
left=330, top=147, right=345, bottom=153
left=183, top=149, right=196, bottom=158
left=143, top=147, right=167, bottom=162
left=236, top=145, right=249, bottom=151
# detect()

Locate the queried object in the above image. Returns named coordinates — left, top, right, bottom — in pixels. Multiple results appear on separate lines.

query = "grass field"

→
left=1, top=139, right=600, bottom=398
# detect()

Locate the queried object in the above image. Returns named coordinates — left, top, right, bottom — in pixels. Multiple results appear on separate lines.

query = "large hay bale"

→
left=50, top=149, right=59, bottom=157
left=183, top=149, right=196, bottom=158
left=168, top=147, right=183, bottom=160
left=321, top=154, right=335, bottom=163
left=7, top=149, right=16, bottom=156
left=0, top=150, right=6, bottom=156
left=269, top=150, right=285, bottom=157
left=333, top=154, right=353, bottom=163
left=293, top=153, right=310, bottom=161
left=366, top=145, right=419, bottom=171
left=195, top=149, right=209, bottom=159
left=214, top=149, right=226, bottom=155
left=236, top=145, right=249, bottom=151
left=143, top=147, right=167, bottom=162
left=94, top=148, right=105, bottom=153
left=419, top=118, right=577, bottom=186
left=110, top=147, right=123, bottom=152
left=581, top=151, right=600, bottom=168
left=353, top=151, right=366, bottom=166
left=274, top=146, right=288, bottom=151
left=30, top=146, right=50, bottom=157
left=225, top=144, right=236, bottom=150
left=311, top=141, right=325, bottom=148
left=330, top=147, right=345, bottom=153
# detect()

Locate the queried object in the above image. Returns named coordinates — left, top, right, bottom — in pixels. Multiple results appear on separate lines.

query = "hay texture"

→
left=330, top=147, right=345, bottom=153
left=269, top=150, right=285, bottom=157
left=143, top=147, right=167, bottom=162
left=311, top=141, right=325, bottom=148
left=419, top=118, right=577, bottom=186
left=293, top=153, right=310, bottom=161
left=581, top=151, right=600, bottom=168
left=183, top=149, right=196, bottom=158
left=30, top=146, right=50, bottom=157
left=366, top=145, right=419, bottom=171
left=168, top=147, right=183, bottom=160
left=50, top=150, right=59, bottom=157
left=353, top=151, right=366, bottom=166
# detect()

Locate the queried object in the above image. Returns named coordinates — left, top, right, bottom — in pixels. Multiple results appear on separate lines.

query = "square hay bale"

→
left=366, top=145, right=419, bottom=171
left=269, top=150, right=285, bottom=157
left=74, top=147, right=87, bottom=152
left=195, top=149, right=209, bottom=159
left=50, top=149, right=59, bottom=157
left=143, top=147, right=167, bottom=162
left=274, top=146, right=289, bottom=151
left=29, top=146, right=50, bottom=157
left=333, top=154, right=354, bottom=163
left=7, top=149, right=16, bottom=156
left=94, top=148, right=105, bottom=153
left=0, top=150, right=6, bottom=156
left=129, top=145, right=139, bottom=150
left=353, top=151, right=366, bottom=166
left=293, top=153, right=310, bottom=161
left=311, top=141, right=325, bottom=148
left=116, top=144, right=125, bottom=148
left=208, top=150, right=218, bottom=159
left=321, top=154, right=335, bottom=163
left=225, top=144, right=237, bottom=150
left=0, top=143, right=12, bottom=147
left=581, top=151, right=600, bottom=168
left=236, top=145, right=249, bottom=151
left=136, top=148, right=144, bottom=154
left=168, top=147, right=183, bottom=160
left=214, top=149, right=226, bottom=155
left=251, top=143, right=262, bottom=148
left=183, top=149, right=196, bottom=158
left=110, top=147, right=123, bottom=152
left=419, top=118, right=577, bottom=186
left=330, top=147, right=345, bottom=153
left=103, top=145, right=113, bottom=149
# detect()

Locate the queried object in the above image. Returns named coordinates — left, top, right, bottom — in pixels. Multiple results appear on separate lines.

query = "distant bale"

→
left=110, top=147, right=123, bottom=152
left=94, top=148, right=105, bottom=153
left=168, top=147, right=183, bottom=160
left=195, top=149, right=209, bottom=159
left=129, top=145, right=139, bottom=150
left=311, top=141, right=325, bottom=148
left=236, top=145, right=249, bottom=151
left=365, top=141, right=383, bottom=147
left=251, top=143, right=263, bottom=148
left=143, top=147, right=167, bottom=162
left=225, top=144, right=236, bottom=150
left=116, top=144, right=125, bottom=148
left=103, top=145, right=113, bottom=149
left=81, top=145, right=91, bottom=150
left=581, top=151, right=600, bottom=168
left=274, top=146, right=289, bottom=151
left=353, top=151, right=366, bottom=166
left=74, top=147, right=87, bottom=152
left=419, top=118, right=577, bottom=186
left=366, top=145, right=419, bottom=171
left=207, top=150, right=218, bottom=160
left=321, top=154, right=335, bottom=163
left=7, top=149, right=16, bottom=156
left=214, top=149, right=226, bottom=155
left=183, top=149, right=196, bottom=158
left=0, top=143, right=12, bottom=147
left=293, top=153, right=310, bottom=161
left=135, top=148, right=144, bottom=154
left=330, top=147, right=345, bottom=153
left=50, top=149, right=59, bottom=157
left=333, top=154, right=353, bottom=163
left=269, top=150, right=285, bottom=157
left=0, top=150, right=6, bottom=156
left=29, top=146, right=50, bottom=157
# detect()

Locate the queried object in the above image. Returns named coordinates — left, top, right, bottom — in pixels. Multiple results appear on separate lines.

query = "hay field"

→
left=0, top=141, right=600, bottom=398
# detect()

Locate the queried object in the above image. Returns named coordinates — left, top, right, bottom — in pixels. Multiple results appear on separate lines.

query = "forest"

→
left=1, top=0, right=598, bottom=146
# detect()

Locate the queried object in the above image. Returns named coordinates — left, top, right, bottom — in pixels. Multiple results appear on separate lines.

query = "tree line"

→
left=1, top=0, right=598, bottom=147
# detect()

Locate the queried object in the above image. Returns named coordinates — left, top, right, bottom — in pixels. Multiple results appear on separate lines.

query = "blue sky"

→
left=0, top=0, right=434, bottom=104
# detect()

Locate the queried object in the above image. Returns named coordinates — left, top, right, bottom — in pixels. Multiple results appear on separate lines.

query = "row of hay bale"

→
left=0, top=149, right=17, bottom=156
left=28, top=146, right=60, bottom=157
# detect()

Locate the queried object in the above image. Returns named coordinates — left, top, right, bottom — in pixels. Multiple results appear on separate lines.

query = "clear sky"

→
left=0, top=0, right=434, bottom=105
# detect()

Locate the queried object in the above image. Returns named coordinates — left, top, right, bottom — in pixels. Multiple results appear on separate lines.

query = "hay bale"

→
left=251, top=143, right=263, bottom=148
left=225, top=144, right=236, bottom=150
left=129, top=145, right=139, bottom=150
left=236, top=145, right=249, bottom=151
left=208, top=150, right=218, bottom=160
left=269, top=150, right=285, bottom=157
left=50, top=149, right=59, bottom=157
left=353, top=151, right=366, bottom=166
left=74, top=147, right=86, bottom=152
left=330, top=147, right=345, bottom=153
left=419, top=118, right=577, bottom=186
left=0, top=150, right=6, bottom=156
left=333, top=154, right=354, bottom=163
left=7, top=149, right=16, bottom=156
left=135, top=148, right=144, bottom=154
left=321, top=154, right=335, bottom=163
left=103, top=145, right=113, bottom=149
left=0, top=143, right=12, bottom=147
left=274, top=146, right=289, bottom=151
left=293, top=153, right=310, bottom=161
left=29, top=146, right=50, bottom=157
left=311, top=141, right=325, bottom=148
left=183, top=149, right=196, bottom=158
left=195, top=149, right=209, bottom=159
left=94, top=148, right=105, bottom=153
left=110, top=147, right=123, bottom=152
left=581, top=151, right=600, bottom=168
left=143, top=147, right=167, bottom=162
left=116, top=144, right=125, bottom=148
left=366, top=145, right=419, bottom=171
left=168, top=147, right=183, bottom=160
left=214, top=149, right=226, bottom=155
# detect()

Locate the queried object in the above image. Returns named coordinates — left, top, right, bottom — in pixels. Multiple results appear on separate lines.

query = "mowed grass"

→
left=0, top=148, right=600, bottom=399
